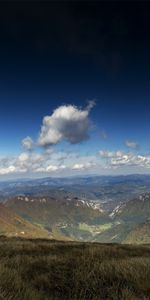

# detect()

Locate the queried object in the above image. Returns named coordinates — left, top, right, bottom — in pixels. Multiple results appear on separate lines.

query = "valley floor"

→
left=0, top=237, right=150, bottom=300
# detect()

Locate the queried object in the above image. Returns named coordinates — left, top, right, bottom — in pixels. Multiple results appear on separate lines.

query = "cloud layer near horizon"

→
left=0, top=101, right=149, bottom=177
left=0, top=150, right=99, bottom=175
left=99, top=150, right=150, bottom=169
left=0, top=148, right=150, bottom=176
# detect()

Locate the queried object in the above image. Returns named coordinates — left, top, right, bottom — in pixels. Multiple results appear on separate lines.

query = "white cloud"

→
left=1, top=148, right=150, bottom=177
left=110, top=152, right=150, bottom=168
left=72, top=161, right=96, bottom=170
left=72, top=163, right=84, bottom=170
left=38, top=102, right=94, bottom=147
left=18, top=152, right=29, bottom=162
left=111, top=153, right=132, bottom=166
left=22, top=136, right=34, bottom=150
left=46, top=165, right=66, bottom=172
left=99, top=149, right=150, bottom=170
left=125, top=140, right=138, bottom=149
left=11, top=101, right=96, bottom=176
left=0, top=165, right=16, bottom=175
left=101, top=150, right=131, bottom=167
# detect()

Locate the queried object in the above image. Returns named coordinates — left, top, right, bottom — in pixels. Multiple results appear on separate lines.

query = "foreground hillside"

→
left=0, top=238, right=150, bottom=300
left=0, top=203, right=51, bottom=239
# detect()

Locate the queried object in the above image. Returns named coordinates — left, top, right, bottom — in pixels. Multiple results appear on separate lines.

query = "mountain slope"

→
left=5, top=196, right=110, bottom=240
left=0, top=203, right=51, bottom=238
left=124, top=220, right=150, bottom=244
left=111, top=193, right=150, bottom=222
left=6, top=196, right=109, bottom=226
left=93, top=222, right=133, bottom=243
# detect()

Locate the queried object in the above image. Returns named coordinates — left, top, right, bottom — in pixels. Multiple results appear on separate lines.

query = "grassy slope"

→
left=115, top=198, right=150, bottom=222
left=0, top=204, right=51, bottom=238
left=0, top=238, right=149, bottom=300
left=93, top=222, right=134, bottom=243
left=124, top=221, right=150, bottom=244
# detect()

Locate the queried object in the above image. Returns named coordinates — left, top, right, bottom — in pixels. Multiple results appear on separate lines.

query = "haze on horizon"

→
left=0, top=1, right=150, bottom=179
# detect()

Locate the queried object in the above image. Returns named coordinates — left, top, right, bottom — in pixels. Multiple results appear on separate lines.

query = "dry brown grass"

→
left=0, top=237, right=149, bottom=300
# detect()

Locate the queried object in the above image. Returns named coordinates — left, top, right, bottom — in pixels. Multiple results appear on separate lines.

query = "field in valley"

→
left=0, top=237, right=149, bottom=300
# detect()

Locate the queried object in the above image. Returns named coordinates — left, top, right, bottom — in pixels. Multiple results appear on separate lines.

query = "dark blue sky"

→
left=0, top=1, right=150, bottom=177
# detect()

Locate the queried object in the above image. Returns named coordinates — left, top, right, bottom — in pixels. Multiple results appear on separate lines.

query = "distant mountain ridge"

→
left=1, top=173, right=150, bottom=188
left=1, top=174, right=150, bottom=208
left=0, top=175, right=150, bottom=243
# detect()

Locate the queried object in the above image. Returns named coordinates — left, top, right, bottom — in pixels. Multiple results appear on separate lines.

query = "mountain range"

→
left=0, top=174, right=150, bottom=243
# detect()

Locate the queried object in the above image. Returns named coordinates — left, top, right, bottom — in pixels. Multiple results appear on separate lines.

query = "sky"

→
left=0, top=1, right=150, bottom=179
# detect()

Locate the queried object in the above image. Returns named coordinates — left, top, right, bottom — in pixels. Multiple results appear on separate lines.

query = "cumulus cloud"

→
left=18, top=152, right=29, bottom=162
left=125, top=140, right=138, bottom=149
left=99, top=149, right=150, bottom=169
left=72, top=163, right=84, bottom=170
left=99, top=147, right=150, bottom=170
left=111, top=153, right=132, bottom=167
left=0, top=165, right=16, bottom=175
left=0, top=151, right=64, bottom=175
left=22, top=136, right=34, bottom=150
left=38, top=102, right=94, bottom=147
left=46, top=165, right=66, bottom=172
left=72, top=161, right=96, bottom=170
